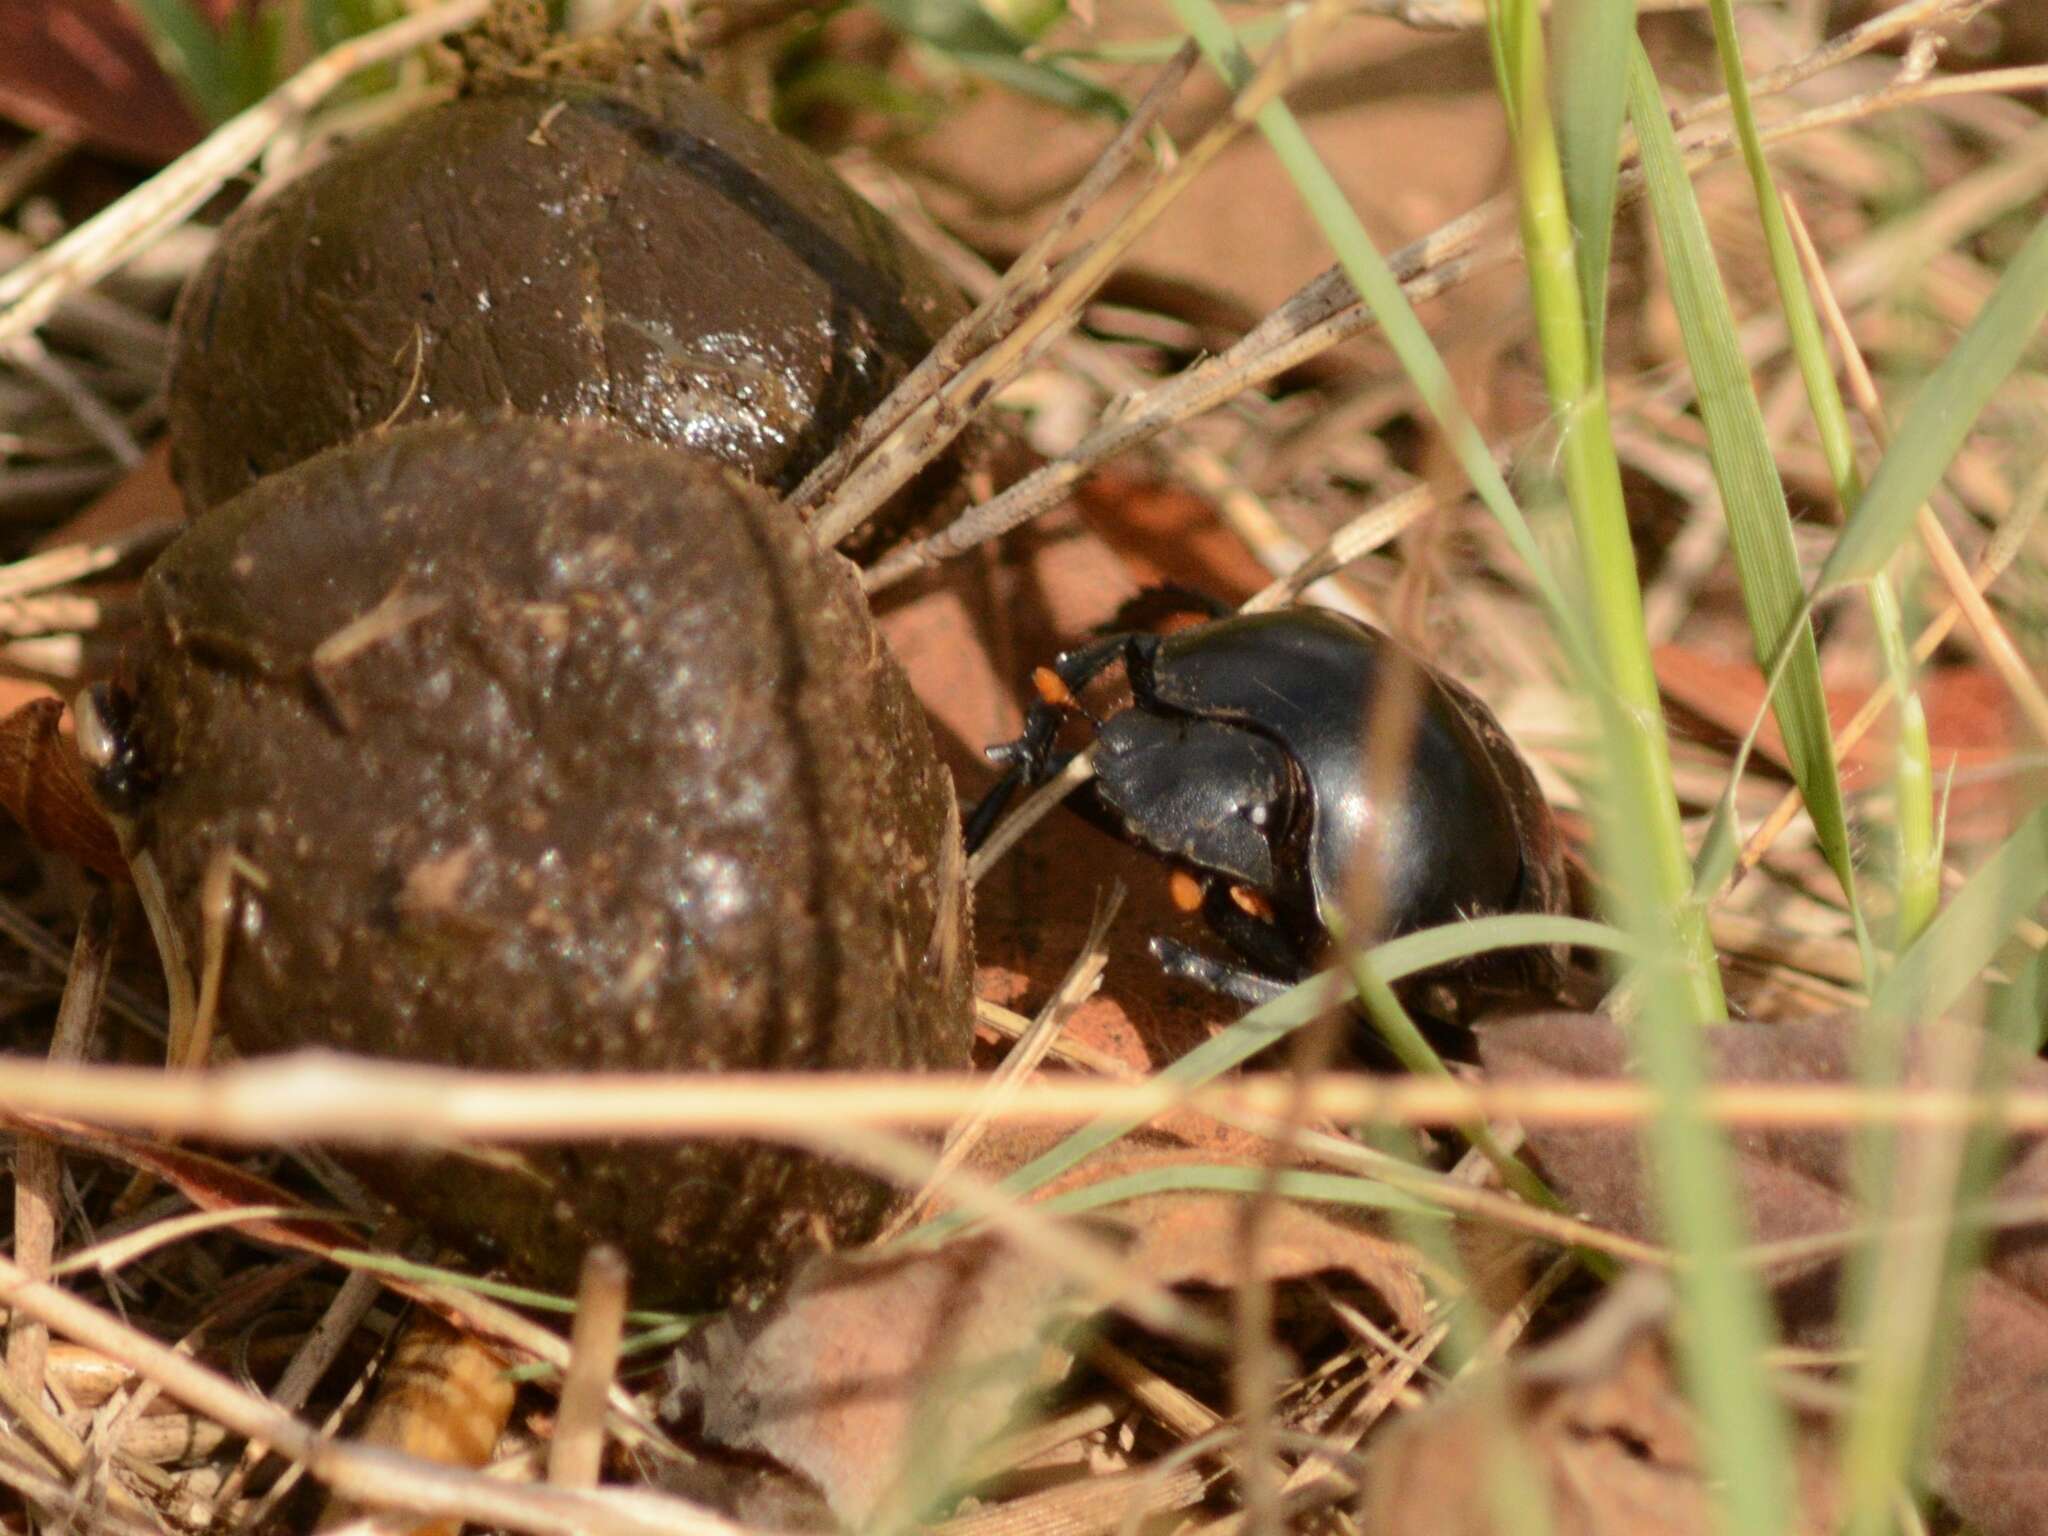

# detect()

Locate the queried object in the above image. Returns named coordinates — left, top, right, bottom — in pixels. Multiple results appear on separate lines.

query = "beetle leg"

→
left=963, top=746, right=1074, bottom=852
left=966, top=632, right=1158, bottom=854
left=1149, top=937, right=1295, bottom=1008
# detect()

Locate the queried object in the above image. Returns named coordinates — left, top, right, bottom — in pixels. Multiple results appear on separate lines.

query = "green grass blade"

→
left=1489, top=0, right=1725, bottom=1024
left=1818, top=212, right=2048, bottom=592
left=1624, top=46, right=1861, bottom=934
left=1032, top=1165, right=1442, bottom=1219
left=1691, top=0, right=1927, bottom=960
left=1550, top=0, right=1637, bottom=361
left=872, top=0, right=1127, bottom=118
left=1591, top=669, right=1798, bottom=1536
left=1165, top=0, right=1576, bottom=643
left=125, top=0, right=242, bottom=125
left=1873, top=801, right=2048, bottom=1024
left=978, top=914, right=1630, bottom=1207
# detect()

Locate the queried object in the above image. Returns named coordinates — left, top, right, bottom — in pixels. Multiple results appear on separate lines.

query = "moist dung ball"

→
left=123, top=417, right=974, bottom=1307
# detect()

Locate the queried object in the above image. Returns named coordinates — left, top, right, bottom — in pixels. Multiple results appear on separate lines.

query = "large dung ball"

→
left=167, top=72, right=966, bottom=523
left=121, top=417, right=974, bottom=1307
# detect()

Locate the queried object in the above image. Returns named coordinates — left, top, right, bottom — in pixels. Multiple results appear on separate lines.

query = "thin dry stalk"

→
left=12, top=1055, right=2048, bottom=1138
left=0, top=1253, right=736, bottom=1536
left=548, top=1246, right=629, bottom=1492
left=810, top=0, right=1351, bottom=550
left=1, top=333, right=145, bottom=466
left=862, top=40, right=2046, bottom=596
left=1728, top=457, right=2045, bottom=888
left=1780, top=193, right=2048, bottom=746
left=0, top=520, right=180, bottom=601
left=789, top=43, right=1200, bottom=521
left=975, top=997, right=1140, bottom=1080
left=885, top=887, right=1122, bottom=1238
left=208, top=1267, right=385, bottom=1515
left=8, top=888, right=115, bottom=1391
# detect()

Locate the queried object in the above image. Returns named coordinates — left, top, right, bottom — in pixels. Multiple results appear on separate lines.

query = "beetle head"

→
left=1093, top=709, right=1295, bottom=895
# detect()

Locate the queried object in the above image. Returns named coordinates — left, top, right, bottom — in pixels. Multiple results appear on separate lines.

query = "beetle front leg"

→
left=1149, top=937, right=1295, bottom=1008
left=965, top=632, right=1157, bottom=853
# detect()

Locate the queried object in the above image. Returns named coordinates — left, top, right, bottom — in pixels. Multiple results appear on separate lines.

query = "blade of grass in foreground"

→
left=1549, top=0, right=1637, bottom=362
left=1706, top=7, right=1934, bottom=949
left=1487, top=0, right=1725, bottom=1025
left=1032, top=1164, right=1440, bottom=1220
left=971, top=913, right=1629, bottom=1207
left=1164, top=0, right=1574, bottom=639
left=1873, top=801, right=2048, bottom=1025
left=1818, top=212, right=2048, bottom=592
left=1171, top=0, right=1722, bottom=1025
left=1624, top=45, right=1863, bottom=951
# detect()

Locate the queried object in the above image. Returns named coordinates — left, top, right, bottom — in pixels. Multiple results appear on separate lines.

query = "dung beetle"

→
left=967, top=599, right=1569, bottom=1009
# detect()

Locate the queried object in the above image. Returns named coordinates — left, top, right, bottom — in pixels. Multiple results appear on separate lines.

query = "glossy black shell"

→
left=1107, top=609, right=1546, bottom=939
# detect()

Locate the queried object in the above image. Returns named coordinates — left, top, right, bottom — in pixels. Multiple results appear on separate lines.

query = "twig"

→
left=0, top=1254, right=741, bottom=1536
left=9, top=1056, right=2048, bottom=1138
left=0, top=0, right=490, bottom=345
left=548, top=1247, right=629, bottom=1491
left=7, top=890, right=115, bottom=1392
left=788, top=43, right=1200, bottom=521
left=811, top=0, right=1351, bottom=550
left=883, top=887, right=1123, bottom=1237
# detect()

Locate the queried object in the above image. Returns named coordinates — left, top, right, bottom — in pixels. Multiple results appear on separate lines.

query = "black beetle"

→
left=967, top=600, right=1569, bottom=1009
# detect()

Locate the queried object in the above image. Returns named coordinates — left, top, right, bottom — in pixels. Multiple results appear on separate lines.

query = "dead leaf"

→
left=0, top=697, right=128, bottom=881
left=7, top=1111, right=364, bottom=1254
left=1034, top=1146, right=1430, bottom=1333
left=1478, top=1011, right=2048, bottom=1536
left=671, top=1236, right=1094, bottom=1526
left=0, top=0, right=207, bottom=163
left=1361, top=1281, right=1838, bottom=1536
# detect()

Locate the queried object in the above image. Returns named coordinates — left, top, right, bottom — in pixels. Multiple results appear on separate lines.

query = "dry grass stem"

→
left=0, top=1253, right=738, bottom=1536
left=1728, top=457, right=2046, bottom=889
left=0, top=520, right=179, bottom=601
left=1780, top=192, right=2048, bottom=746
left=814, top=0, right=1351, bottom=550
left=7, top=889, right=115, bottom=1390
left=885, top=886, right=1123, bottom=1237
left=975, top=997, right=1142, bottom=1080
left=863, top=28, right=2039, bottom=595
left=12, top=1056, right=2048, bottom=1139
left=548, top=1246, right=629, bottom=1492
left=791, top=44, right=1199, bottom=522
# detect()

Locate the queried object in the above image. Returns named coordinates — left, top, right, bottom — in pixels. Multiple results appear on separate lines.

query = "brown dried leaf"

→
left=1034, top=1146, right=1430, bottom=1333
left=0, top=697, right=129, bottom=881
left=1360, top=1291, right=1838, bottom=1536
left=673, top=1236, right=1092, bottom=1526
left=8, top=1111, right=361, bottom=1254
left=0, top=0, right=207, bottom=163
left=1477, top=1011, right=2048, bottom=1536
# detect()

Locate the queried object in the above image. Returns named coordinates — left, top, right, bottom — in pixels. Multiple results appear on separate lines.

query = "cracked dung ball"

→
left=166, top=70, right=967, bottom=552
left=119, top=417, right=974, bottom=1308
